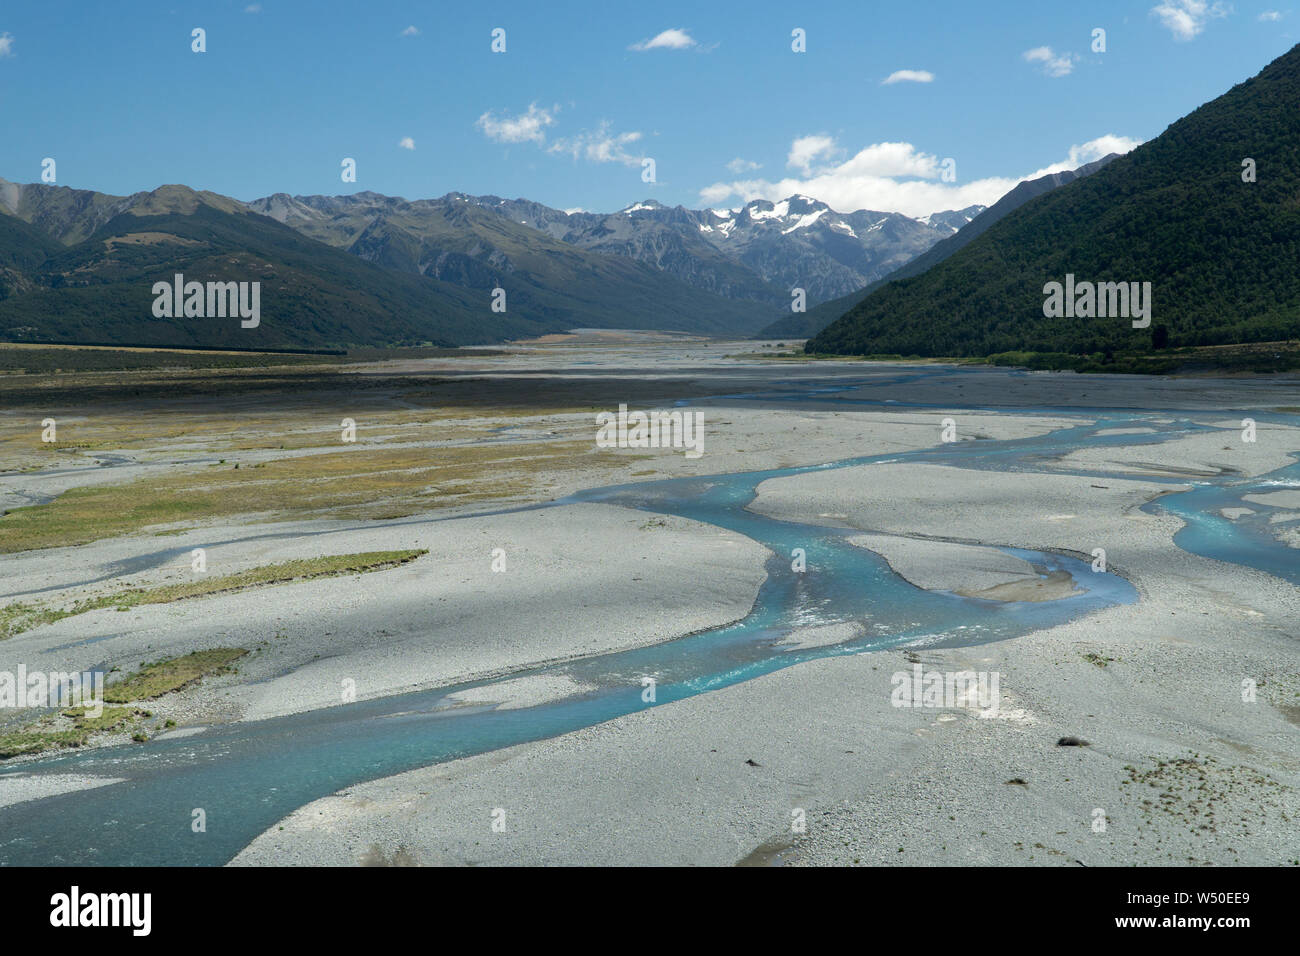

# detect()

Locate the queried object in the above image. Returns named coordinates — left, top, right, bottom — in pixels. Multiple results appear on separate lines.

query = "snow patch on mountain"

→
left=748, top=200, right=790, bottom=222
left=782, top=208, right=827, bottom=233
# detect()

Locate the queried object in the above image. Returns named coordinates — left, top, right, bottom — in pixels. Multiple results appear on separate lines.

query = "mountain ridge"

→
left=759, top=154, right=1119, bottom=339
left=809, top=44, right=1300, bottom=358
left=252, top=189, right=984, bottom=309
left=0, top=175, right=990, bottom=350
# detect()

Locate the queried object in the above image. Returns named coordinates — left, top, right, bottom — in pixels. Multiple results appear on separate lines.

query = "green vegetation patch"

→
left=980, top=343, right=1300, bottom=375
left=0, top=645, right=266, bottom=759
left=62, top=705, right=132, bottom=732
left=0, top=602, right=74, bottom=640
left=0, top=706, right=133, bottom=759
left=101, top=549, right=428, bottom=608
left=104, top=648, right=248, bottom=702
left=0, top=435, right=599, bottom=552
left=0, top=550, right=426, bottom=639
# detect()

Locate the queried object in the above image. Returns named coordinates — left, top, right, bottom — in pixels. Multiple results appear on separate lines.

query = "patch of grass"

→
left=0, top=727, right=89, bottom=759
left=0, top=706, right=132, bottom=759
left=726, top=351, right=806, bottom=360
left=0, top=602, right=75, bottom=640
left=62, top=705, right=131, bottom=732
left=99, top=549, right=428, bottom=608
left=104, top=648, right=248, bottom=702
left=2, top=649, right=232, bottom=759
left=0, top=550, right=426, bottom=639
left=0, top=438, right=604, bottom=552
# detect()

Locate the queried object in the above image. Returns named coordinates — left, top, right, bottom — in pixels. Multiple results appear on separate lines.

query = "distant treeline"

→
left=0, top=340, right=346, bottom=355
left=0, top=343, right=501, bottom=374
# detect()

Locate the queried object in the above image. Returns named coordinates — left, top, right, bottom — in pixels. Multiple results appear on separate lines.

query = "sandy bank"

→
left=843, top=534, right=1080, bottom=602
left=0, top=503, right=768, bottom=727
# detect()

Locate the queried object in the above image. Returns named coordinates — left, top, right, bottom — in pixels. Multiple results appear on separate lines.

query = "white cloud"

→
left=697, top=134, right=1143, bottom=218
left=698, top=183, right=738, bottom=204
left=401, top=25, right=420, bottom=36
left=245, top=4, right=262, bottom=12
left=549, top=121, right=645, bottom=166
left=787, top=135, right=839, bottom=175
left=726, top=157, right=762, bottom=174
left=1259, top=10, right=1283, bottom=20
left=630, top=28, right=696, bottom=51
left=398, top=137, right=415, bottom=150
left=1024, top=134, right=1144, bottom=178
left=1151, top=1, right=1230, bottom=41
left=1023, top=46, right=1078, bottom=77
left=476, top=103, right=557, bottom=145
left=0, top=33, right=14, bottom=57
left=882, top=69, right=935, bottom=85
left=475, top=104, right=645, bottom=166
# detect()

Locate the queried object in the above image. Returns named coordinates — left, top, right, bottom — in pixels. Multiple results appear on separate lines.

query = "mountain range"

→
left=0, top=175, right=979, bottom=349
left=808, top=44, right=1300, bottom=358
left=482, top=195, right=980, bottom=305
left=7, top=40, right=1298, bottom=359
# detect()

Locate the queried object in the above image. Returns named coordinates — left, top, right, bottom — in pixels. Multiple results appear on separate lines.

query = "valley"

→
left=0, top=335, right=1296, bottom=866
left=3, top=6, right=1299, bottom=889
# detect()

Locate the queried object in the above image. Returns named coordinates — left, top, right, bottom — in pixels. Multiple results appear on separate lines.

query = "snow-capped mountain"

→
left=464, top=193, right=983, bottom=305
left=248, top=187, right=985, bottom=317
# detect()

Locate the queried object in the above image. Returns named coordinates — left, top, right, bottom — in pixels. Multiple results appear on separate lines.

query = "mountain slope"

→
left=0, top=210, right=63, bottom=302
left=758, top=155, right=1117, bottom=339
left=0, top=175, right=992, bottom=349
left=809, top=45, right=1300, bottom=357
left=0, top=183, right=546, bottom=349
left=247, top=191, right=773, bottom=335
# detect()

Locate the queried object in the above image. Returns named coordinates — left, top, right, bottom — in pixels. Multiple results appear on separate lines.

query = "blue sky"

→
left=0, top=1, right=1294, bottom=216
